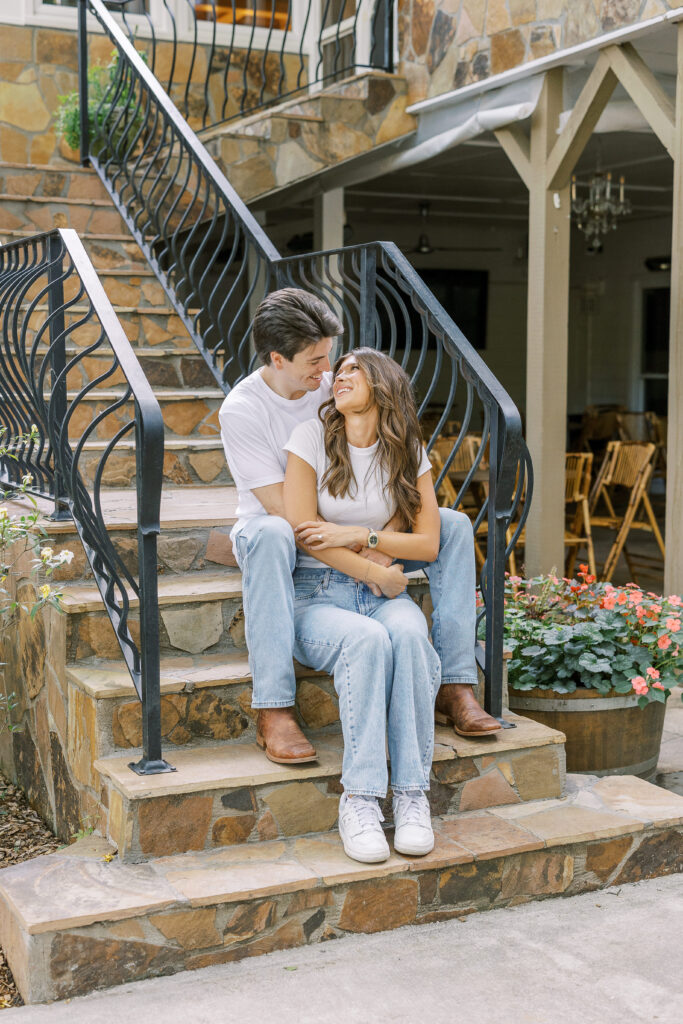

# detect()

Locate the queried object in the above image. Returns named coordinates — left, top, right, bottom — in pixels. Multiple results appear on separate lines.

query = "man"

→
left=219, top=287, right=500, bottom=765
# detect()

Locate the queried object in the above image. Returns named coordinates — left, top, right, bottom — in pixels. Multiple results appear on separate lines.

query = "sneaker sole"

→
left=341, top=842, right=391, bottom=864
left=393, top=838, right=435, bottom=856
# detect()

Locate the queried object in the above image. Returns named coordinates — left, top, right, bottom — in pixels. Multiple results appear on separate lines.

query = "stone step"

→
left=64, top=345, right=217, bottom=390
left=37, top=487, right=237, bottom=583
left=0, top=227, right=148, bottom=272
left=3, top=774, right=683, bottom=1003
left=67, top=436, right=229, bottom=489
left=92, top=715, right=566, bottom=860
left=205, top=71, right=415, bottom=204
left=61, top=387, right=223, bottom=441
left=0, top=162, right=111, bottom=203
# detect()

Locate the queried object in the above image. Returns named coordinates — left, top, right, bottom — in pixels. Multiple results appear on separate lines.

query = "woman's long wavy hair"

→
left=318, top=348, right=424, bottom=529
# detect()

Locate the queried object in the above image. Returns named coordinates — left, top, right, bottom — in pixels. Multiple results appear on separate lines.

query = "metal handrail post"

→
left=130, top=404, right=173, bottom=775
left=78, top=0, right=90, bottom=166
left=46, top=234, right=72, bottom=521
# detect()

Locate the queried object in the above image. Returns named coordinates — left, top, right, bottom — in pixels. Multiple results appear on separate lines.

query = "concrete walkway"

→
left=5, top=872, right=683, bottom=1023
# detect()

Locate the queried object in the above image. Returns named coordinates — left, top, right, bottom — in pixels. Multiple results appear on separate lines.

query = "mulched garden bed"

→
left=0, top=772, right=60, bottom=1008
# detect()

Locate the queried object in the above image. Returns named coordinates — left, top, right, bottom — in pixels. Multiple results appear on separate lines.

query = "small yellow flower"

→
left=0, top=508, right=8, bottom=521
left=39, top=584, right=50, bottom=600
left=41, top=547, right=53, bottom=561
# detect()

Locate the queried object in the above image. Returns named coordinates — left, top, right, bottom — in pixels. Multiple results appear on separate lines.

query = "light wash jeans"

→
left=293, top=569, right=441, bottom=796
left=231, top=507, right=478, bottom=709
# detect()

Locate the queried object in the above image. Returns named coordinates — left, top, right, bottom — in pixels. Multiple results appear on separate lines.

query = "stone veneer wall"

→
left=0, top=22, right=301, bottom=166
left=398, top=0, right=683, bottom=105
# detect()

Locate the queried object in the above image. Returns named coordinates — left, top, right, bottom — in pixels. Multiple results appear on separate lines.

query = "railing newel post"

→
left=78, top=0, right=90, bottom=166
left=46, top=233, right=71, bottom=521
left=360, top=246, right=376, bottom=348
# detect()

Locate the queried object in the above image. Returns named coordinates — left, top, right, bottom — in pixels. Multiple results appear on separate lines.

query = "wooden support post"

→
left=314, top=187, right=345, bottom=252
left=524, top=69, right=571, bottom=576
left=665, top=23, right=683, bottom=597
left=314, top=187, right=345, bottom=319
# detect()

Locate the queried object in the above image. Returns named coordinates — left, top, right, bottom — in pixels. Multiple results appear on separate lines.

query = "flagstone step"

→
left=92, top=715, right=566, bottom=860
left=3, top=774, right=683, bottom=1003
left=0, top=226, right=149, bottom=272
left=203, top=71, right=415, bottom=205
left=19, top=487, right=237, bottom=583
left=61, top=566, right=430, bottom=664
left=64, top=345, right=217, bottom=390
left=71, top=436, right=230, bottom=488
left=61, top=388, right=223, bottom=441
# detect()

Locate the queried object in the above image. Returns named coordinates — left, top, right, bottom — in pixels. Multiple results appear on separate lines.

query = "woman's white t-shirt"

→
left=284, top=417, right=432, bottom=568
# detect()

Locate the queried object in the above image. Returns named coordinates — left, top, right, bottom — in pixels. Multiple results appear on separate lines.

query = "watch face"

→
left=368, top=531, right=379, bottom=548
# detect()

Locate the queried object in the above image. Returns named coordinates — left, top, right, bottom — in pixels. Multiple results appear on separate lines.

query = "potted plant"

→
left=54, top=50, right=147, bottom=162
left=503, top=567, right=683, bottom=779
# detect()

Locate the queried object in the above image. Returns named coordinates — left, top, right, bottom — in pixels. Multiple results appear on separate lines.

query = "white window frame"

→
left=5, top=0, right=308, bottom=54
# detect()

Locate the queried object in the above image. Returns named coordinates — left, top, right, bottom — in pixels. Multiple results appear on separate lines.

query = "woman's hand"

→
left=377, top=563, right=408, bottom=599
left=295, top=521, right=367, bottom=550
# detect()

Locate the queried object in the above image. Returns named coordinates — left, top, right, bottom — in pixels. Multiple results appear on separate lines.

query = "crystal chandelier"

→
left=571, top=172, right=632, bottom=254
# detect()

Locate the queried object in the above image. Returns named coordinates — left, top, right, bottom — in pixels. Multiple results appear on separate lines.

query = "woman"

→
left=283, top=348, right=442, bottom=864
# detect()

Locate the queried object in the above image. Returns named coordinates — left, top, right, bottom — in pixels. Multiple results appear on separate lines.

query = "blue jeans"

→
left=293, top=569, right=441, bottom=796
left=231, top=507, right=478, bottom=708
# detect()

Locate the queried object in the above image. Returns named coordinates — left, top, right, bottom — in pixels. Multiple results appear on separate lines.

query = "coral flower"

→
left=658, top=635, right=672, bottom=650
left=617, top=592, right=628, bottom=605
left=646, top=667, right=660, bottom=679
left=603, top=596, right=616, bottom=610
left=666, top=618, right=681, bottom=633
left=631, top=676, right=648, bottom=695
left=653, top=681, right=665, bottom=690
left=668, top=596, right=682, bottom=607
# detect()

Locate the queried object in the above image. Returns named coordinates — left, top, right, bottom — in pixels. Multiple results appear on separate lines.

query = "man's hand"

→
left=377, top=563, right=408, bottom=599
left=358, top=546, right=393, bottom=568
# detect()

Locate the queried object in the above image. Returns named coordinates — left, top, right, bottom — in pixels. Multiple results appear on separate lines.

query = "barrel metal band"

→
left=511, top=695, right=640, bottom=712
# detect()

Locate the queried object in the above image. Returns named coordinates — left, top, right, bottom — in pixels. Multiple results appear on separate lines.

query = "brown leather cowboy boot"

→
left=256, top=708, right=317, bottom=764
left=435, top=684, right=502, bottom=737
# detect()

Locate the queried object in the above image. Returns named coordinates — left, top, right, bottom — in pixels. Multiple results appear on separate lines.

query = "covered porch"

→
left=257, top=11, right=683, bottom=595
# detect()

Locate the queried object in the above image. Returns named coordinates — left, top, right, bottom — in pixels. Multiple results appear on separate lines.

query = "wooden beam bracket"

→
left=604, top=42, right=675, bottom=156
left=545, top=53, right=617, bottom=190
left=494, top=124, right=532, bottom=190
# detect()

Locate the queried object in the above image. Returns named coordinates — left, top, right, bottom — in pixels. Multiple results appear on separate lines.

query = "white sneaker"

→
left=392, top=790, right=434, bottom=856
left=338, top=793, right=390, bottom=863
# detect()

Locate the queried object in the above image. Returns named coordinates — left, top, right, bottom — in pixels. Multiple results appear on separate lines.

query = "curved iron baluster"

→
left=0, top=229, right=171, bottom=776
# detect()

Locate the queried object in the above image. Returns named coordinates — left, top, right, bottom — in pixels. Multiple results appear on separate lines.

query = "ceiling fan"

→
left=404, top=202, right=503, bottom=255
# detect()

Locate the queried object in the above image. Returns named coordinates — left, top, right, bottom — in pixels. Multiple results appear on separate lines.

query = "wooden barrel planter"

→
left=508, top=686, right=667, bottom=779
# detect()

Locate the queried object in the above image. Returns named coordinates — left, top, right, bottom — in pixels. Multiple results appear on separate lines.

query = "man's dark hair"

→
left=252, top=288, right=343, bottom=364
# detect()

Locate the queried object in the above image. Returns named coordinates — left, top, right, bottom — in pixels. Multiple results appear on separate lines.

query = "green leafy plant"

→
left=502, top=567, right=683, bottom=707
left=54, top=49, right=147, bottom=154
left=0, top=427, right=73, bottom=735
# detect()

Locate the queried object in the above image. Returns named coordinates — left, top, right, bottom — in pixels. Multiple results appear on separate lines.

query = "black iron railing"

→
left=0, top=228, right=172, bottom=776
left=95, top=0, right=392, bottom=129
left=78, top=0, right=531, bottom=720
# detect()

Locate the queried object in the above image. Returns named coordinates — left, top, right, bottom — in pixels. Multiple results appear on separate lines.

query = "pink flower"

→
left=658, top=635, right=672, bottom=650
left=668, top=595, right=682, bottom=607
left=653, top=682, right=665, bottom=690
left=617, top=592, right=628, bottom=605
left=666, top=618, right=681, bottom=632
left=628, top=592, right=643, bottom=605
left=603, top=596, right=616, bottom=610
left=631, top=676, right=648, bottom=695
left=650, top=604, right=662, bottom=615
left=508, top=575, right=522, bottom=584
left=646, top=667, right=660, bottom=680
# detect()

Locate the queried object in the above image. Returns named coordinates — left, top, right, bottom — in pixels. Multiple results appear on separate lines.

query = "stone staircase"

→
left=200, top=71, right=416, bottom=203
left=3, top=156, right=683, bottom=1003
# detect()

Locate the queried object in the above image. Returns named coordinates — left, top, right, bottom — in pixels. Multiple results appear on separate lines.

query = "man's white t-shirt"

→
left=285, top=417, right=432, bottom=568
left=219, top=368, right=333, bottom=540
